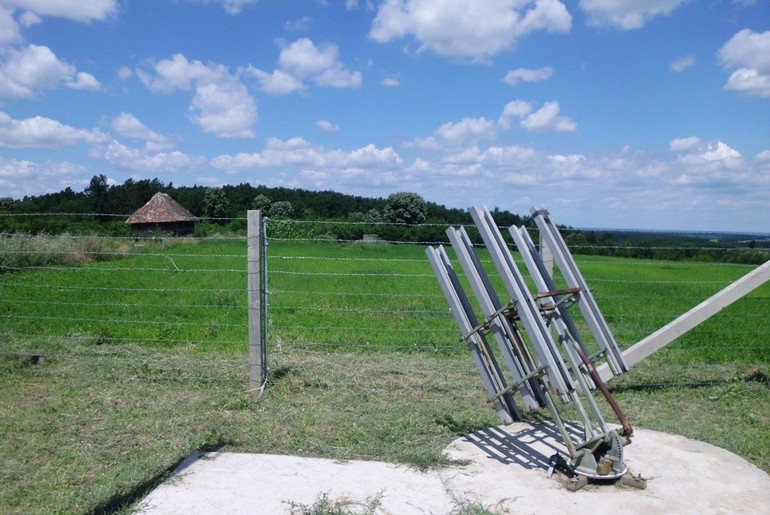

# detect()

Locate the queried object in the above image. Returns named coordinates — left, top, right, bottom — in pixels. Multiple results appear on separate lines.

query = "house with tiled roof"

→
left=126, top=192, right=198, bottom=236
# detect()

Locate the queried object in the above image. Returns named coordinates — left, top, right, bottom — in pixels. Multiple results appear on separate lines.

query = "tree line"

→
left=1, top=175, right=767, bottom=264
left=0, top=175, right=523, bottom=240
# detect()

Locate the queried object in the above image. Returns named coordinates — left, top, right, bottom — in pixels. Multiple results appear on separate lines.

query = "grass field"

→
left=0, top=236, right=768, bottom=513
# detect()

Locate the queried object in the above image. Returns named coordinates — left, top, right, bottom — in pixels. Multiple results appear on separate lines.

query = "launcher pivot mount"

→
left=427, top=206, right=644, bottom=488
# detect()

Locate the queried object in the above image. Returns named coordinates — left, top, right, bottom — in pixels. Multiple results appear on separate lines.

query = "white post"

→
left=596, top=259, right=770, bottom=382
left=248, top=210, right=267, bottom=393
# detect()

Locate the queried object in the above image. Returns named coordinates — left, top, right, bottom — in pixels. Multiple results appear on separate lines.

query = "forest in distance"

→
left=1, top=174, right=768, bottom=265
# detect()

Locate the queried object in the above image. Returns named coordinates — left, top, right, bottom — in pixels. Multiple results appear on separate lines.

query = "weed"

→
left=283, top=491, right=384, bottom=515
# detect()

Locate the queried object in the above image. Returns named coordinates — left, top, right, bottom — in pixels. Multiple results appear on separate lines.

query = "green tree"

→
left=269, top=201, right=294, bottom=219
left=0, top=197, right=14, bottom=213
left=384, top=192, right=427, bottom=225
left=85, top=174, right=109, bottom=214
left=252, top=194, right=271, bottom=212
left=203, top=187, right=230, bottom=221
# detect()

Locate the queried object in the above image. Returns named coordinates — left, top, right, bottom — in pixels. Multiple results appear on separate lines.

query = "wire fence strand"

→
left=1, top=213, right=769, bottom=389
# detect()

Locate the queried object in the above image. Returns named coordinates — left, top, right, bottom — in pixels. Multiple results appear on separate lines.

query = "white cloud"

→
left=382, top=75, right=400, bottom=87
left=190, top=80, right=256, bottom=138
left=111, top=113, right=173, bottom=150
left=1, top=0, right=118, bottom=23
left=66, top=71, right=100, bottom=91
left=18, top=10, right=40, bottom=27
left=0, top=44, right=100, bottom=98
left=500, top=100, right=576, bottom=132
left=102, top=140, right=206, bottom=172
left=185, top=0, right=257, bottom=15
left=136, top=53, right=215, bottom=93
left=718, top=29, right=770, bottom=98
left=137, top=54, right=257, bottom=138
left=670, top=55, right=695, bottom=73
left=702, top=140, right=741, bottom=162
left=316, top=120, right=340, bottom=133
left=670, top=138, right=746, bottom=189
left=503, top=66, right=553, bottom=85
left=117, top=66, right=133, bottom=81
left=210, top=138, right=403, bottom=172
left=414, top=117, right=497, bottom=150
left=579, top=0, right=688, bottom=30
left=247, top=68, right=304, bottom=95
left=0, top=157, right=90, bottom=197
left=246, top=38, right=362, bottom=95
left=0, top=7, right=23, bottom=46
left=0, top=157, right=84, bottom=179
left=669, top=136, right=700, bottom=152
left=369, top=0, right=571, bottom=61
left=0, top=111, right=107, bottom=148
left=499, top=100, right=534, bottom=129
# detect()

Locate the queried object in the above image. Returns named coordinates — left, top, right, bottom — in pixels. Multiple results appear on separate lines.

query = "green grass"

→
left=0, top=237, right=768, bottom=513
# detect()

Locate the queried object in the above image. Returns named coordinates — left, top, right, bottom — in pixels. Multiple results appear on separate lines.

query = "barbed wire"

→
left=0, top=282, right=240, bottom=293
left=2, top=265, right=246, bottom=273
left=2, top=224, right=768, bottom=388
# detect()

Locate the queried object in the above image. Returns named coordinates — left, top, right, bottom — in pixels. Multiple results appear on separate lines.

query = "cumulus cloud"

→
left=0, top=44, right=101, bottom=98
left=210, top=137, right=403, bottom=172
left=669, top=136, right=700, bottom=152
left=0, top=157, right=90, bottom=197
left=111, top=113, right=174, bottom=151
left=1, top=0, right=118, bottom=23
left=245, top=38, right=362, bottom=95
left=369, top=0, right=571, bottom=61
left=499, top=100, right=576, bottom=132
left=0, top=7, right=23, bottom=46
left=136, top=53, right=257, bottom=138
left=102, top=140, right=206, bottom=172
left=669, top=137, right=748, bottom=189
left=414, top=117, right=497, bottom=150
left=316, top=120, right=340, bottom=133
left=670, top=55, right=695, bottom=72
left=503, top=66, right=553, bottom=85
left=0, top=111, right=107, bottom=148
left=579, top=0, right=688, bottom=30
left=718, top=29, right=770, bottom=98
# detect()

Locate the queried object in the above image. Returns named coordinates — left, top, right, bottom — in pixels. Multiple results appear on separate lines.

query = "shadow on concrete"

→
left=461, top=420, right=585, bottom=472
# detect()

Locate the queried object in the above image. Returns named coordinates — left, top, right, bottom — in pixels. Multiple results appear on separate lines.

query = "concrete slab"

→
left=135, top=422, right=770, bottom=514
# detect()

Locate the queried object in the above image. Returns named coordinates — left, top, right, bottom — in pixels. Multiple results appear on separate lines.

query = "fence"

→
left=1, top=213, right=769, bottom=392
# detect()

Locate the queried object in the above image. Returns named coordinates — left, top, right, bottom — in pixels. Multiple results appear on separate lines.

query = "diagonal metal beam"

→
left=596, top=258, right=770, bottom=382
left=426, top=245, right=520, bottom=423
left=531, top=207, right=629, bottom=375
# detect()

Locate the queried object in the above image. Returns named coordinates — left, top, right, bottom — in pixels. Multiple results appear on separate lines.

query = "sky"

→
left=0, top=0, right=769, bottom=233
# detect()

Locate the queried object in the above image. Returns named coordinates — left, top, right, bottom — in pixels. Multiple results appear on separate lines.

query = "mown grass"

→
left=0, top=236, right=768, bottom=513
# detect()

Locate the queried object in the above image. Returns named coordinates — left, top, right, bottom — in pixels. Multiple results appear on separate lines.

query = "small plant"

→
left=283, top=491, right=384, bottom=515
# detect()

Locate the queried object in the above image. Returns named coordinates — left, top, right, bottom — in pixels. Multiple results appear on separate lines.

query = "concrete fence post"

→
left=539, top=232, right=554, bottom=280
left=248, top=210, right=268, bottom=394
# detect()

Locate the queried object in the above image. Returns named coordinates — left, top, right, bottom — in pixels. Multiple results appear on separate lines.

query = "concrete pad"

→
left=135, top=423, right=770, bottom=514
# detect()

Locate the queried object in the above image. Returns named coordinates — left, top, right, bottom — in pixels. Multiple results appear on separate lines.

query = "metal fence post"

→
left=248, top=210, right=268, bottom=394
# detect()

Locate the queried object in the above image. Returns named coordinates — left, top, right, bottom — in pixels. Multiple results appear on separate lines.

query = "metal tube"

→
left=573, top=342, right=633, bottom=437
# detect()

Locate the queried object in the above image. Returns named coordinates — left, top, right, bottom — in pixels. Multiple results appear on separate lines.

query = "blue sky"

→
left=1, top=0, right=769, bottom=232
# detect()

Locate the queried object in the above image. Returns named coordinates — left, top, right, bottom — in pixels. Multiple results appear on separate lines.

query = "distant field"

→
left=0, top=237, right=768, bottom=513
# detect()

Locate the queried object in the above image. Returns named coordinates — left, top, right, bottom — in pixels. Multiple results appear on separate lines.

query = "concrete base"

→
left=135, top=422, right=770, bottom=514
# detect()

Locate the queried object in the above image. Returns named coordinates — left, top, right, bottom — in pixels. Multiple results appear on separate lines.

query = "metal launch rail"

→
left=426, top=206, right=644, bottom=489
